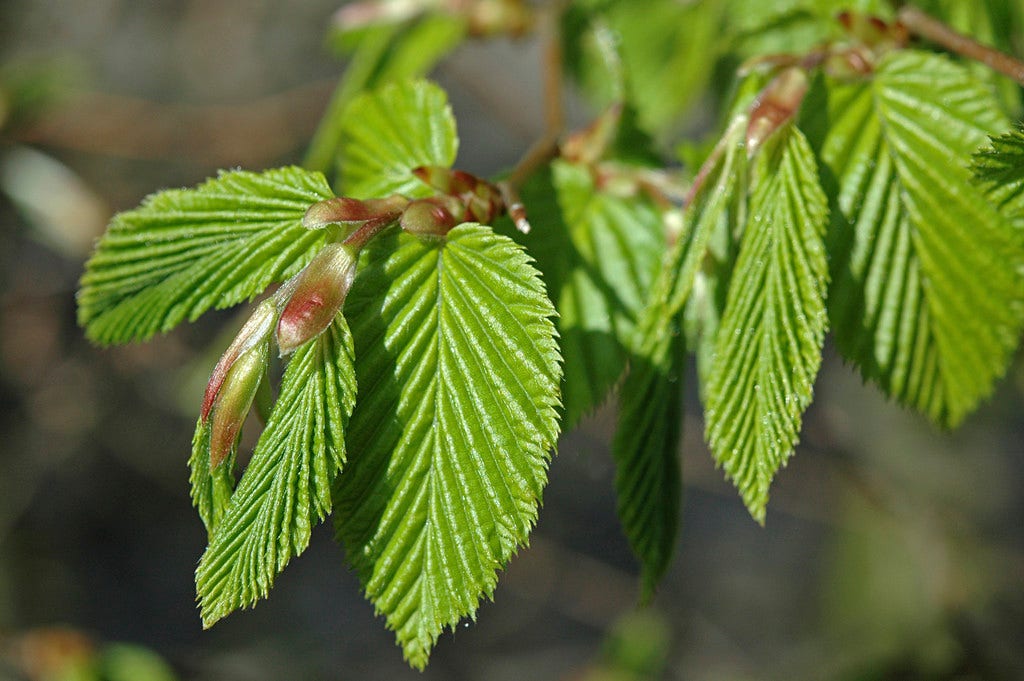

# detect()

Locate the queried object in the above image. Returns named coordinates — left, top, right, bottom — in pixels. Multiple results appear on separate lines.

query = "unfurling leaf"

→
left=197, top=314, right=356, bottom=626
left=334, top=224, right=561, bottom=668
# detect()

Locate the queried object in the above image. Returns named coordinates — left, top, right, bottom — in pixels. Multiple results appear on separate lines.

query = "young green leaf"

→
left=612, top=312, right=684, bottom=601
left=973, top=125, right=1024, bottom=218
left=705, top=126, right=829, bottom=522
left=337, top=79, right=458, bottom=199
left=334, top=224, right=561, bottom=668
left=513, top=161, right=663, bottom=427
left=305, top=15, right=466, bottom=173
left=189, top=421, right=237, bottom=535
left=604, top=124, right=747, bottom=588
left=77, top=167, right=334, bottom=344
left=817, top=51, right=1024, bottom=427
left=196, top=314, right=356, bottom=626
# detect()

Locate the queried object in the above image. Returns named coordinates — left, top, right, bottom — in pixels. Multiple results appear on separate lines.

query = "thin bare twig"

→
left=898, top=5, right=1024, bottom=86
left=541, top=3, right=566, bottom=137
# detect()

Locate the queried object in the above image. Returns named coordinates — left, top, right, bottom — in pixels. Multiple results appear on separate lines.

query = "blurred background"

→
left=1, top=1, right=1022, bottom=680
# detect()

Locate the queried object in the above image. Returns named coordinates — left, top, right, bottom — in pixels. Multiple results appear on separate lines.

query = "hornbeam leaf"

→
left=513, top=162, right=663, bottom=427
left=304, top=14, right=466, bottom=173
left=705, top=127, right=829, bottom=522
left=973, top=125, right=1024, bottom=218
left=196, top=315, right=356, bottom=626
left=188, top=420, right=237, bottom=535
left=337, top=79, right=458, bottom=199
left=818, top=50, right=1024, bottom=427
left=607, top=126, right=745, bottom=592
left=612, top=311, right=684, bottom=601
left=334, top=224, right=561, bottom=668
left=77, top=167, right=333, bottom=344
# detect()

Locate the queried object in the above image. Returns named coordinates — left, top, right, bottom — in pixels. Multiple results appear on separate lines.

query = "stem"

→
left=541, top=3, right=566, bottom=136
left=684, top=115, right=746, bottom=208
left=898, top=5, right=1024, bottom=86
left=506, top=133, right=560, bottom=190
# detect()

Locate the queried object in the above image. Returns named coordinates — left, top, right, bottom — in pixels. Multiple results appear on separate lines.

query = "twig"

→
left=898, top=5, right=1024, bottom=87
left=541, top=3, right=566, bottom=137
left=506, top=132, right=560, bottom=191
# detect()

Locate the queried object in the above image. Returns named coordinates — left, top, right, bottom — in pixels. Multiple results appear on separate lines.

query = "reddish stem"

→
left=898, top=5, right=1024, bottom=86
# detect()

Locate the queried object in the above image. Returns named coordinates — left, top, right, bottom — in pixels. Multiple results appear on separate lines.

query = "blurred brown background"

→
left=1, top=2, right=1022, bottom=680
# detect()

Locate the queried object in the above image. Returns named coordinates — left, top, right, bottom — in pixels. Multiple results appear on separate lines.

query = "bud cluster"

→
left=199, top=167, right=515, bottom=466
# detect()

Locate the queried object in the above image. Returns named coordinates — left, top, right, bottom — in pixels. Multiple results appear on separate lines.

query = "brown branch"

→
left=541, top=2, right=567, bottom=137
left=11, top=80, right=334, bottom=167
left=898, top=5, right=1024, bottom=87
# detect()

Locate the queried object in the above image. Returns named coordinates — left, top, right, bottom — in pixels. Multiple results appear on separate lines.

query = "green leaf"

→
left=337, top=79, right=458, bottom=199
left=612, top=313, right=683, bottom=601
left=77, top=167, right=333, bottom=344
left=334, top=224, right=561, bottom=668
left=605, top=122, right=748, bottom=586
left=196, top=314, right=356, bottom=626
left=305, top=15, right=466, bottom=173
left=973, top=125, right=1024, bottom=218
left=705, top=126, right=829, bottom=522
left=514, top=161, right=664, bottom=427
left=817, top=50, right=1024, bottom=427
left=189, top=419, right=237, bottom=535
left=563, top=0, right=723, bottom=140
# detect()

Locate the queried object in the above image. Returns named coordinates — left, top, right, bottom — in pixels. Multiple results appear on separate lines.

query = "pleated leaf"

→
left=819, top=51, right=1024, bottom=427
left=973, top=125, right=1024, bottom=218
left=514, top=161, right=663, bottom=427
left=337, top=79, right=458, bottom=199
left=188, top=421, right=237, bottom=535
left=334, top=224, right=561, bottom=668
left=196, top=315, right=356, bottom=626
left=608, top=126, right=745, bottom=594
left=705, top=127, right=829, bottom=522
left=77, top=167, right=333, bottom=344
left=304, top=14, right=465, bottom=173
left=612, top=312, right=684, bottom=601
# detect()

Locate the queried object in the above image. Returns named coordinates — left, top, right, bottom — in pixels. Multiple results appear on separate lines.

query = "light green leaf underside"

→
left=612, top=315, right=683, bottom=601
left=821, top=50, right=1023, bottom=427
left=514, top=161, right=663, bottom=427
left=334, top=224, right=561, bottom=668
left=305, top=15, right=466, bottom=173
left=196, top=315, right=356, bottom=626
left=705, top=127, right=829, bottom=522
left=77, top=167, right=333, bottom=344
left=973, top=125, right=1024, bottom=218
left=337, top=79, right=458, bottom=199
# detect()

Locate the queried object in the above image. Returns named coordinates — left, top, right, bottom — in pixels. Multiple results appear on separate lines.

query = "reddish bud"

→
left=303, top=195, right=408, bottom=230
left=201, top=300, right=276, bottom=423
left=400, top=197, right=463, bottom=236
left=745, top=67, right=809, bottom=157
left=276, top=243, right=360, bottom=354
left=208, top=339, right=269, bottom=467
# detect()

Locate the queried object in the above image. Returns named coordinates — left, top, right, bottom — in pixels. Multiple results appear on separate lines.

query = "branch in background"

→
left=898, top=4, right=1024, bottom=86
left=11, top=82, right=333, bottom=167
